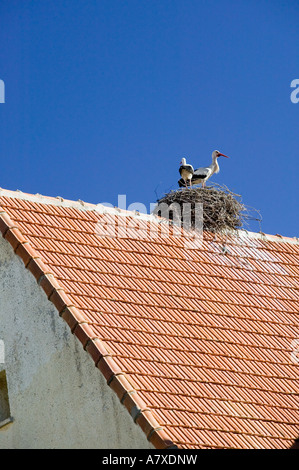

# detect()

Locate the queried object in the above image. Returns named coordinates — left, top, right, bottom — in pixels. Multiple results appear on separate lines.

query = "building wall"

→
left=0, top=236, right=153, bottom=449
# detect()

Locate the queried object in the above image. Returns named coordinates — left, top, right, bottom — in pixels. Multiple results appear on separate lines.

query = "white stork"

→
left=179, top=150, right=229, bottom=188
left=179, top=157, right=194, bottom=188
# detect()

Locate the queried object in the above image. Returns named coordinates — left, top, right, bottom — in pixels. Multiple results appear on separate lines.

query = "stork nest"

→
left=154, top=183, right=260, bottom=234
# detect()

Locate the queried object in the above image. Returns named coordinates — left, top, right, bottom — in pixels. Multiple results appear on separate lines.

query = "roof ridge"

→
left=0, top=187, right=159, bottom=221
left=0, top=187, right=298, bottom=244
left=0, top=206, right=177, bottom=449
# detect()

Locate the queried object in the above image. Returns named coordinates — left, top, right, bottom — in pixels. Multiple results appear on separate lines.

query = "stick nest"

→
left=154, top=183, right=260, bottom=234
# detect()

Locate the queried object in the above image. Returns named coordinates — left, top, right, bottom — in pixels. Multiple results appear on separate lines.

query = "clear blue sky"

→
left=0, top=0, right=298, bottom=236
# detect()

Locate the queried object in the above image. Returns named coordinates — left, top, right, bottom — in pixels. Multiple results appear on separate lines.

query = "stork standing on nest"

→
left=179, top=150, right=229, bottom=188
left=179, top=157, right=194, bottom=188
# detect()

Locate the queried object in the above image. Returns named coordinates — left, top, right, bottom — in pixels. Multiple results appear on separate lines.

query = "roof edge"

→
left=0, top=208, right=177, bottom=450
left=236, top=229, right=299, bottom=245
left=290, top=437, right=299, bottom=449
left=0, top=187, right=298, bottom=245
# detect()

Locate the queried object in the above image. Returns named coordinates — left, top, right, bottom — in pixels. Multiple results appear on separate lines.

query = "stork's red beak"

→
left=218, top=153, right=229, bottom=158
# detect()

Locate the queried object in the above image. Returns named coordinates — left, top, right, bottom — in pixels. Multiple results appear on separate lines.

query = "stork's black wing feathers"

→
left=193, top=167, right=210, bottom=178
left=179, top=164, right=194, bottom=176
left=192, top=174, right=207, bottom=181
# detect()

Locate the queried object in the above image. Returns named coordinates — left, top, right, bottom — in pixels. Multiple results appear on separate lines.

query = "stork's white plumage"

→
left=179, top=157, right=194, bottom=188
left=179, top=150, right=229, bottom=188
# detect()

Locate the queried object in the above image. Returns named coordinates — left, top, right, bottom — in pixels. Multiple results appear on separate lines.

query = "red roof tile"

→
left=0, top=189, right=298, bottom=449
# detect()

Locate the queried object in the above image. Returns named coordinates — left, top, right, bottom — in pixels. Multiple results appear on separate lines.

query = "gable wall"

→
left=0, top=236, right=153, bottom=449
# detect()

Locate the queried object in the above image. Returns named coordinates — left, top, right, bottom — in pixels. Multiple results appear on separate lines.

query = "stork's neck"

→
left=210, top=156, right=220, bottom=174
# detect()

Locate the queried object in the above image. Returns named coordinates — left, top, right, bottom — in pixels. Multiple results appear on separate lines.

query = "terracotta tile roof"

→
left=0, top=188, right=298, bottom=449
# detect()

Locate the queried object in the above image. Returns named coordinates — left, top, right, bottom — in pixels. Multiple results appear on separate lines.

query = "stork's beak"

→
left=218, top=153, right=229, bottom=158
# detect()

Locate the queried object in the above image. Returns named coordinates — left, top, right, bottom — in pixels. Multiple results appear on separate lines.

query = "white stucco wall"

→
left=0, top=235, right=154, bottom=449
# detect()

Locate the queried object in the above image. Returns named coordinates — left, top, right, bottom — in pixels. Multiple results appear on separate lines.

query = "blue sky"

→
left=0, top=0, right=298, bottom=237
